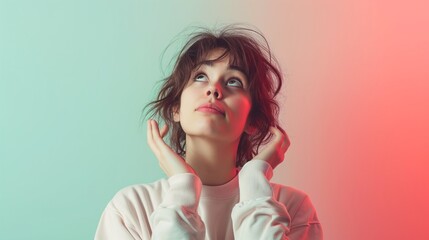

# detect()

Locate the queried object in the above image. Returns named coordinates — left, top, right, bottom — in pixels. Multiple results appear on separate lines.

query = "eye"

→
left=226, top=78, right=243, bottom=88
left=194, top=73, right=208, bottom=82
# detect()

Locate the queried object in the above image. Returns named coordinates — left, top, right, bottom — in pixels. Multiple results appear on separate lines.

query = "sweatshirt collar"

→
left=200, top=169, right=239, bottom=199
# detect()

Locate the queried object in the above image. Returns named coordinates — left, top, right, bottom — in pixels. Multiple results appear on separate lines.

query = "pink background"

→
left=266, top=1, right=429, bottom=239
left=1, top=1, right=428, bottom=239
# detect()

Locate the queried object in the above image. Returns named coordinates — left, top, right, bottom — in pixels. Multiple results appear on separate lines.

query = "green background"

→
left=4, top=1, right=428, bottom=240
left=0, top=1, right=279, bottom=239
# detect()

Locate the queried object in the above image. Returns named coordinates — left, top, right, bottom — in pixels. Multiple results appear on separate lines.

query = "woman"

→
left=95, top=25, right=323, bottom=239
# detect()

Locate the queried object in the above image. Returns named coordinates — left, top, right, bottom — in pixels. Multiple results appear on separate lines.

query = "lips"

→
left=196, top=103, right=225, bottom=115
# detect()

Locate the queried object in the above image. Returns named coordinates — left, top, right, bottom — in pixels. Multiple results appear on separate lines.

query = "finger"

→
left=147, top=119, right=153, bottom=145
left=270, top=126, right=283, bottom=144
left=151, top=120, right=166, bottom=147
left=271, top=126, right=289, bottom=153
left=281, top=131, right=291, bottom=151
left=276, top=125, right=286, bottom=135
left=160, top=124, right=169, bottom=138
left=151, top=120, right=161, bottom=140
left=147, top=119, right=159, bottom=157
left=277, top=133, right=289, bottom=153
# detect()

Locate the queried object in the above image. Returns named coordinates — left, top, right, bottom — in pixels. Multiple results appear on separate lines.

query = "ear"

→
left=173, top=105, right=180, bottom=122
left=244, top=122, right=256, bottom=135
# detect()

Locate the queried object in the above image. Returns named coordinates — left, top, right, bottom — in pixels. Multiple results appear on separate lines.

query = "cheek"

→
left=230, top=96, right=252, bottom=124
left=178, top=88, right=197, bottom=119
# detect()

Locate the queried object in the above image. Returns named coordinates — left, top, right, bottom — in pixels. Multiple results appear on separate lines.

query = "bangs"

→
left=192, top=51, right=249, bottom=78
left=186, top=37, right=256, bottom=80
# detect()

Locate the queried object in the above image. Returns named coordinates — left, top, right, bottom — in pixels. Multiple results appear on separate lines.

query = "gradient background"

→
left=1, top=1, right=428, bottom=239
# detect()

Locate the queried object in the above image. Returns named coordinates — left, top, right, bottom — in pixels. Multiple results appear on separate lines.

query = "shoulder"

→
left=270, top=183, right=309, bottom=206
left=108, top=178, right=170, bottom=217
left=96, top=179, right=171, bottom=238
left=270, top=183, right=321, bottom=227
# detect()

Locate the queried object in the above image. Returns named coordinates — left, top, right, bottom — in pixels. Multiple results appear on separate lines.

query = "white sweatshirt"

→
left=95, top=160, right=323, bottom=239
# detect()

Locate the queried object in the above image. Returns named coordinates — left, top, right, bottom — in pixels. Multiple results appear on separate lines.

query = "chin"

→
left=185, top=123, right=224, bottom=136
left=184, top=126, right=244, bottom=144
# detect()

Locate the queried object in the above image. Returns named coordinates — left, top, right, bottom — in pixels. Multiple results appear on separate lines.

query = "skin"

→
left=147, top=48, right=290, bottom=186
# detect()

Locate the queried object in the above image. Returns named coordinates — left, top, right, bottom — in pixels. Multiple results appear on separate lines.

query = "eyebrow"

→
left=197, top=60, right=248, bottom=78
left=229, top=65, right=248, bottom=77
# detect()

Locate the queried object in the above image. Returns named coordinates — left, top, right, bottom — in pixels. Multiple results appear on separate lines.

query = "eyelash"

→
left=194, top=72, right=244, bottom=88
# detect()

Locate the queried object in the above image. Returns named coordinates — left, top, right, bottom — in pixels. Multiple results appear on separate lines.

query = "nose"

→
left=206, top=86, right=222, bottom=99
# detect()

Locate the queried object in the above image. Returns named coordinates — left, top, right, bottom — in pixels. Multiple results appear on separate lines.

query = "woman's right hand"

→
left=147, top=119, right=196, bottom=177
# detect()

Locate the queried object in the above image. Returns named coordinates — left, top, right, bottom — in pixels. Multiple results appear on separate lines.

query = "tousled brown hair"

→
left=143, top=25, right=284, bottom=168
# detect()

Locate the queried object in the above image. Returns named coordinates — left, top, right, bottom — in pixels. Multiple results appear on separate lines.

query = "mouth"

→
left=196, top=103, right=225, bottom=115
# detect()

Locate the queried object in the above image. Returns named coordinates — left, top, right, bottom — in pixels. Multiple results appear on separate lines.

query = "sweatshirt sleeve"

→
left=231, top=160, right=323, bottom=240
left=149, top=173, right=206, bottom=240
left=94, top=203, right=142, bottom=240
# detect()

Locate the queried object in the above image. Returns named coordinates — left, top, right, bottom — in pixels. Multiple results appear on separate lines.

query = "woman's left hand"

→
left=253, top=126, right=290, bottom=170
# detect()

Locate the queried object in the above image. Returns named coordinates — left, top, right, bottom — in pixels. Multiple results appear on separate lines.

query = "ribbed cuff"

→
left=163, top=173, right=202, bottom=210
left=238, top=160, right=274, bottom=201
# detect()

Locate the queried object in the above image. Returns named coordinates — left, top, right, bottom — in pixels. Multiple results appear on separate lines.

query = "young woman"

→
left=95, top=25, right=323, bottom=239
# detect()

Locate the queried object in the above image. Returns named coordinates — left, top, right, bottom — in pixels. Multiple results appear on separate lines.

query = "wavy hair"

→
left=143, top=25, right=284, bottom=168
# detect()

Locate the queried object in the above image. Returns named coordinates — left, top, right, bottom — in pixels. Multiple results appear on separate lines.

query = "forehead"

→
left=194, top=48, right=248, bottom=77
left=205, top=48, right=228, bottom=60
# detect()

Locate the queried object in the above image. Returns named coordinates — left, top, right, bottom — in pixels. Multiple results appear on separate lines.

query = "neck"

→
left=185, top=135, right=239, bottom=186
